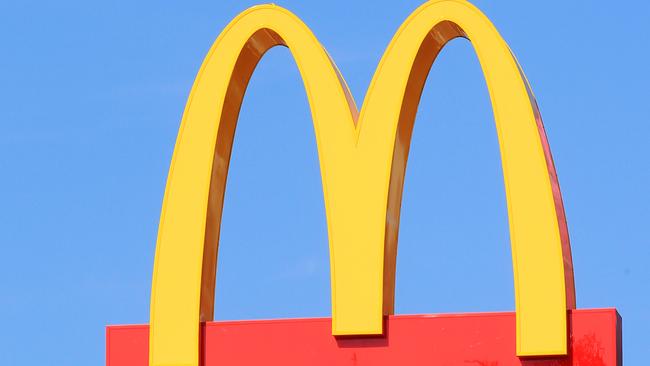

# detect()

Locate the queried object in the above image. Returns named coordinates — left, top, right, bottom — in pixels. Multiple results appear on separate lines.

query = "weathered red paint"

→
left=106, top=309, right=621, bottom=366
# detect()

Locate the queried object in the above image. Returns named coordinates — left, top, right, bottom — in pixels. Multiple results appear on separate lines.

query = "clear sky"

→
left=1, top=0, right=648, bottom=364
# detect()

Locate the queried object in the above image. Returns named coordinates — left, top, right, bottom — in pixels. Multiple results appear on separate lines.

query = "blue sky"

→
left=1, top=0, right=648, bottom=364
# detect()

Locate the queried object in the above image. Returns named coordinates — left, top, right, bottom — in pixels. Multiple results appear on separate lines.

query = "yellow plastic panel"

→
left=149, top=1, right=575, bottom=365
left=368, top=1, right=575, bottom=356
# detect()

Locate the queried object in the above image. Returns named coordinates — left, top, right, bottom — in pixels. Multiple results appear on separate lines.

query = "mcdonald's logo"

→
left=106, top=1, right=621, bottom=365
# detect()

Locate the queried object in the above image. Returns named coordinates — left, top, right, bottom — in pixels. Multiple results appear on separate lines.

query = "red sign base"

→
left=107, top=308, right=620, bottom=366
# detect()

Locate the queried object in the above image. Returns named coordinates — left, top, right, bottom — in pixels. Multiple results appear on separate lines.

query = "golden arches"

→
left=149, top=1, right=575, bottom=365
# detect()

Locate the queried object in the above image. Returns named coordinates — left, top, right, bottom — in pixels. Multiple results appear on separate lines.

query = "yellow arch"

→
left=149, top=1, right=575, bottom=365
left=368, top=0, right=576, bottom=356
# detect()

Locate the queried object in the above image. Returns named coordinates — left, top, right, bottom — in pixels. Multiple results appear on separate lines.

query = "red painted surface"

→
left=106, top=308, right=621, bottom=366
